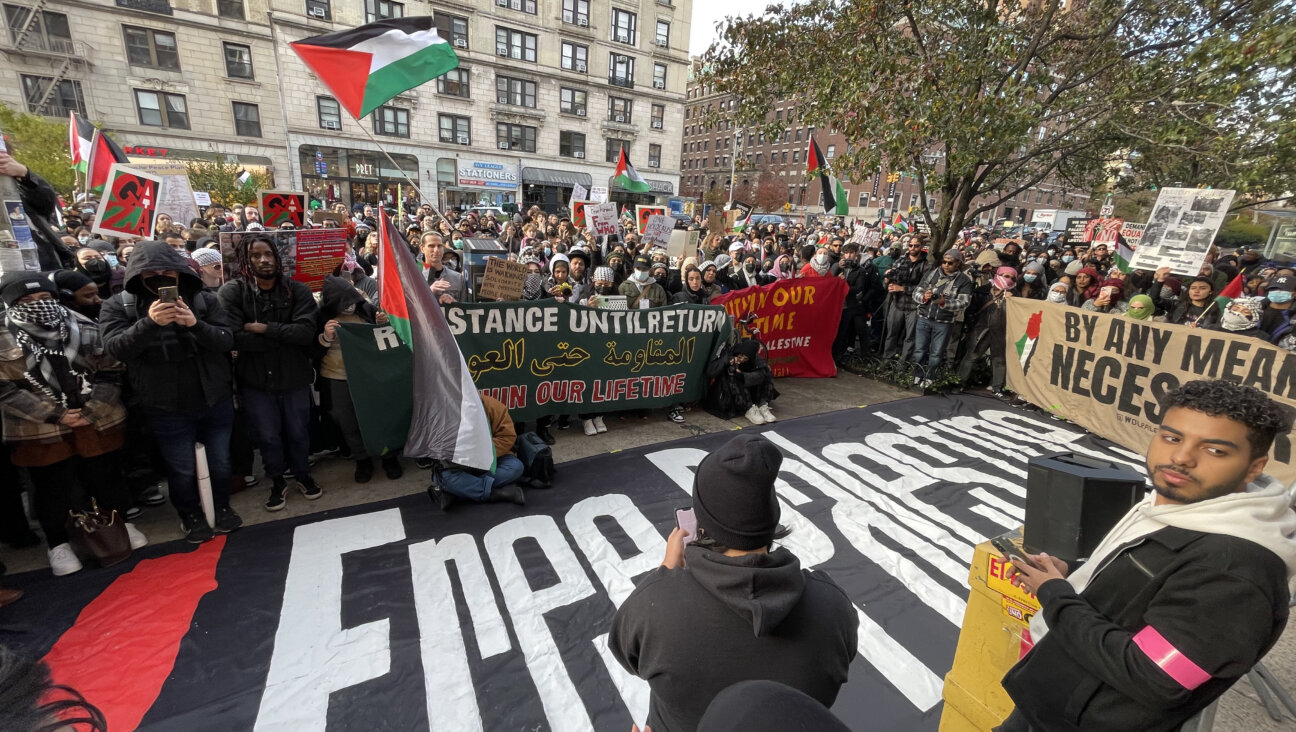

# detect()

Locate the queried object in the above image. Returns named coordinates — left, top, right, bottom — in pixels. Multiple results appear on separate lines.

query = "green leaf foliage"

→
left=0, top=103, right=75, bottom=199
left=183, top=159, right=272, bottom=208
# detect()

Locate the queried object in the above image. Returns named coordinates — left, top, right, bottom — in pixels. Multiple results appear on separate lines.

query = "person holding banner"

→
left=0, top=151, right=76, bottom=271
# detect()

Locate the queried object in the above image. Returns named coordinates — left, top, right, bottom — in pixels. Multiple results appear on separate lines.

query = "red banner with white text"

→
left=712, top=277, right=847, bottom=378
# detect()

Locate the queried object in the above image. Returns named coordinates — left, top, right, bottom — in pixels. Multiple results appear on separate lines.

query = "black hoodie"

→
left=100, top=241, right=234, bottom=412
left=610, top=545, right=858, bottom=732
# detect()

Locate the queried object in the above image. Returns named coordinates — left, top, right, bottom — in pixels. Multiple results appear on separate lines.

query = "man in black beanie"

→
left=609, top=433, right=858, bottom=732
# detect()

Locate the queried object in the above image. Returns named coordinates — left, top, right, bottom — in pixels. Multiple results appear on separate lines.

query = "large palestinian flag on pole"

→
left=85, top=128, right=129, bottom=196
left=375, top=209, right=494, bottom=470
left=612, top=146, right=651, bottom=193
left=68, top=112, right=95, bottom=174
left=290, top=17, right=459, bottom=119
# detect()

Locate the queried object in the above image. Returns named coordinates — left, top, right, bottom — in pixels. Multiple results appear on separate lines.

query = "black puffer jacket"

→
left=13, top=169, right=75, bottom=270
left=217, top=267, right=318, bottom=392
left=100, top=241, right=233, bottom=411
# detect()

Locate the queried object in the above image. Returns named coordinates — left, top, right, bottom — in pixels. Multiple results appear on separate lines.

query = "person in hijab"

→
left=1125, top=294, right=1155, bottom=320
left=770, top=253, right=797, bottom=280
left=703, top=339, right=779, bottom=424
left=1210, top=296, right=1267, bottom=339
left=699, top=262, right=725, bottom=299
left=731, top=254, right=773, bottom=290
left=0, top=272, right=143, bottom=576
left=542, top=253, right=574, bottom=302
left=674, top=267, right=711, bottom=305
left=190, top=247, right=225, bottom=290
left=1045, top=281, right=1069, bottom=305
left=1068, top=267, right=1101, bottom=307
left=958, top=266, right=1016, bottom=397
left=50, top=270, right=102, bottom=320
left=1082, top=277, right=1129, bottom=314
left=74, top=246, right=115, bottom=300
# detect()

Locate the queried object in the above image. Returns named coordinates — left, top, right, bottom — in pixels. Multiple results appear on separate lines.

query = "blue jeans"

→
left=241, top=386, right=313, bottom=479
left=145, top=396, right=235, bottom=516
left=912, top=317, right=952, bottom=378
left=439, top=455, right=525, bottom=502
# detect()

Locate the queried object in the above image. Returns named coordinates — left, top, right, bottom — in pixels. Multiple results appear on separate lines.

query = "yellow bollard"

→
left=940, top=533, right=1041, bottom=732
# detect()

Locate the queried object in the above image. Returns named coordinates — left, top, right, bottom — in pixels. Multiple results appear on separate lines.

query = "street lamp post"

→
left=727, top=130, right=741, bottom=207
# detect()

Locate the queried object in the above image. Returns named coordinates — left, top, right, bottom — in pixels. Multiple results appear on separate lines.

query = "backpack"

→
left=516, top=431, right=555, bottom=487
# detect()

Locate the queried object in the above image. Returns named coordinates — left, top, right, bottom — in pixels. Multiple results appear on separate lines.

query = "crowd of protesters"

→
left=0, top=145, right=1284, bottom=587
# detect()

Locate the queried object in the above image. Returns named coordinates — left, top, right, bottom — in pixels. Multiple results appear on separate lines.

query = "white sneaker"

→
left=583, top=419, right=598, bottom=436
left=126, top=522, right=148, bottom=550
left=593, top=416, right=607, bottom=433
left=48, top=543, right=83, bottom=576
left=759, top=404, right=776, bottom=423
left=744, top=405, right=766, bottom=425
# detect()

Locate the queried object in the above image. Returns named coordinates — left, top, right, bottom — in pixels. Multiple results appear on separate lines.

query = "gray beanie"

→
left=692, top=434, right=783, bottom=550
left=714, top=253, right=733, bottom=270
left=1064, top=260, right=1083, bottom=277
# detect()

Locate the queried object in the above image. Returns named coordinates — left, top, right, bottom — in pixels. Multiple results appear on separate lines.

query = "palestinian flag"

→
left=85, top=128, right=129, bottom=196
left=291, top=17, right=459, bottom=119
left=68, top=112, right=95, bottom=174
left=1014, top=310, right=1044, bottom=377
left=1211, top=273, right=1246, bottom=318
left=822, top=175, right=848, bottom=216
left=806, top=139, right=828, bottom=178
left=376, top=209, right=495, bottom=470
left=1113, top=236, right=1135, bottom=274
left=892, top=212, right=910, bottom=233
left=612, top=146, right=651, bottom=193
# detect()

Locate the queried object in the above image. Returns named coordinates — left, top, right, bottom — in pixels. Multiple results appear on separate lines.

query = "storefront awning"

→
left=612, top=179, right=675, bottom=195
left=521, top=168, right=592, bottom=188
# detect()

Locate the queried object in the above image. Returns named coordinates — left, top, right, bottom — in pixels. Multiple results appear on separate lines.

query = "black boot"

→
left=536, top=425, right=555, bottom=445
left=488, top=484, right=526, bottom=505
left=354, top=457, right=374, bottom=484
left=382, top=455, right=404, bottom=480
left=427, top=485, right=457, bottom=511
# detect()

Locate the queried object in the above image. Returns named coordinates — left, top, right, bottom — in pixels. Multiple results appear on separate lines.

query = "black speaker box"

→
left=1024, top=452, right=1146, bottom=564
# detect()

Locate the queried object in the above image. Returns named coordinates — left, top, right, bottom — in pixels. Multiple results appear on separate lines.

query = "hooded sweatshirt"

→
left=609, top=545, right=858, bottom=732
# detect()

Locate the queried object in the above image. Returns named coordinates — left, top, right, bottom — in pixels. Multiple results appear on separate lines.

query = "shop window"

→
left=134, top=89, right=188, bottom=128
left=437, top=68, right=470, bottom=98
left=496, top=123, right=536, bottom=152
left=232, top=101, right=261, bottom=137
left=123, top=25, right=178, bottom=70
left=560, top=131, right=585, bottom=158
left=373, top=105, right=409, bottom=138
left=223, top=42, right=253, bottom=79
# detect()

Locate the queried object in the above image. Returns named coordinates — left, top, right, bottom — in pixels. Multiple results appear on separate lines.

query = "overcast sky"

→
left=688, top=0, right=765, bottom=56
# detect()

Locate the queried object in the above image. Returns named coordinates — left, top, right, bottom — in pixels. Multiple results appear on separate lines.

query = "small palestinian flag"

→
left=1209, top=273, right=1246, bottom=322
left=891, top=212, right=910, bottom=233
left=376, top=209, right=495, bottom=470
left=291, top=17, right=459, bottom=119
left=85, top=128, right=129, bottom=196
left=68, top=112, right=95, bottom=174
left=822, top=175, right=848, bottom=216
left=612, top=146, right=651, bottom=193
left=236, top=169, right=252, bottom=187
left=1113, top=236, right=1135, bottom=274
left=1014, top=310, right=1044, bottom=376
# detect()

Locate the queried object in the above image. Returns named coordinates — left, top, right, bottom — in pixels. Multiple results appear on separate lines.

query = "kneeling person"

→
left=429, top=394, right=527, bottom=510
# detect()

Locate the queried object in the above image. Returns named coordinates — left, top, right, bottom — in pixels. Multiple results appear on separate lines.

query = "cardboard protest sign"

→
left=91, top=164, right=163, bottom=239
left=589, top=185, right=609, bottom=203
left=570, top=200, right=592, bottom=229
left=667, top=229, right=700, bottom=259
left=587, top=202, right=619, bottom=237
left=568, top=183, right=588, bottom=213
left=478, top=257, right=529, bottom=301
left=640, top=214, right=675, bottom=249
left=636, top=205, right=667, bottom=234
left=259, top=190, right=308, bottom=228
left=706, top=212, right=726, bottom=235
left=193, top=191, right=212, bottom=207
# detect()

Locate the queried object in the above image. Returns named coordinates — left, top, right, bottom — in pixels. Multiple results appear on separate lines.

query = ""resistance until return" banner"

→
left=1004, top=298, right=1296, bottom=483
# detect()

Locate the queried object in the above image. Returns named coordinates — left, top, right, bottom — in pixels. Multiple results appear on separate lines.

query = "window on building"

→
left=364, top=0, right=402, bottom=22
left=496, top=0, right=536, bottom=13
left=496, top=27, right=537, bottom=62
left=561, top=41, right=588, bottom=71
left=794, top=128, right=802, bottom=141
left=223, top=42, right=253, bottom=79
left=826, top=144, right=835, bottom=158
left=437, top=68, right=470, bottom=97
left=792, top=149, right=800, bottom=163
left=858, top=191, right=868, bottom=207
left=305, top=0, right=330, bottom=20
left=562, top=0, right=588, bottom=25
left=654, top=19, right=669, bottom=46
left=373, top=105, right=410, bottom=137
left=496, top=75, right=537, bottom=107
left=780, top=151, right=787, bottom=163
left=432, top=14, right=468, bottom=47
left=606, top=138, right=630, bottom=163
left=19, top=75, right=84, bottom=117
left=2, top=5, right=73, bottom=53
left=123, top=26, right=178, bottom=69
left=560, top=87, right=587, bottom=115
left=439, top=114, right=471, bottom=144
left=783, top=130, right=790, bottom=142
left=652, top=63, right=667, bottom=89
left=217, top=0, right=243, bottom=19
left=775, top=109, right=782, bottom=121
left=608, top=96, right=632, bottom=123
left=232, top=101, right=261, bottom=136
left=134, top=89, right=188, bottom=128
left=560, top=131, right=586, bottom=158
left=317, top=96, right=341, bottom=129
left=609, top=53, right=635, bottom=87
left=497, top=123, right=537, bottom=152
left=611, top=8, right=636, bottom=44
left=648, top=144, right=661, bottom=168
left=651, top=103, right=664, bottom=129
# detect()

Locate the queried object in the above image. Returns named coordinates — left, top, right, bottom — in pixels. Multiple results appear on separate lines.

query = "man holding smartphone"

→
left=998, top=380, right=1295, bottom=732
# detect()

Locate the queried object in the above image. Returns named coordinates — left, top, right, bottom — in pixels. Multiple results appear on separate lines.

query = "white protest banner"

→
left=1128, top=187, right=1235, bottom=276
left=1120, top=221, right=1145, bottom=244
left=587, top=202, right=619, bottom=237
left=667, top=229, right=700, bottom=259
left=194, top=191, right=212, bottom=207
left=641, top=214, right=675, bottom=249
left=589, top=185, right=609, bottom=203
left=568, top=183, right=587, bottom=213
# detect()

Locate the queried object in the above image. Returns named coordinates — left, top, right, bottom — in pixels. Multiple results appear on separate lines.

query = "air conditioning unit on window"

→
left=575, top=106, right=586, bottom=116
left=651, top=120, right=662, bottom=129
left=615, top=32, right=629, bottom=43
left=577, top=17, right=588, bottom=26
left=653, top=80, right=664, bottom=89
left=509, top=0, right=521, bottom=9
left=655, top=38, right=668, bottom=47
left=497, top=47, right=509, bottom=56
left=454, top=38, right=467, bottom=48
left=496, top=0, right=508, bottom=5
left=457, top=134, right=469, bottom=144
left=322, top=119, right=341, bottom=130
left=499, top=141, right=510, bottom=149
left=614, top=114, right=625, bottom=122
left=574, top=151, right=584, bottom=158
left=576, top=62, right=586, bottom=72
left=307, top=6, right=326, bottom=17
left=498, top=95, right=509, bottom=104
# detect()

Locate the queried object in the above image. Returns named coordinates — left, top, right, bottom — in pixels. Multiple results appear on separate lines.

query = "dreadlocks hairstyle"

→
left=234, top=236, right=287, bottom=293
left=1161, top=380, right=1292, bottom=459
left=0, top=647, right=106, bottom=732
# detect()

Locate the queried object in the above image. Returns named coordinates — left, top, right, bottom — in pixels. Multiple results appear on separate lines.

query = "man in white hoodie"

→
left=997, top=379, right=1296, bottom=732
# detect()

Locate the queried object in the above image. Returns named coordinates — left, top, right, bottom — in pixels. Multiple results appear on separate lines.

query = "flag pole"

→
left=355, top=114, right=453, bottom=225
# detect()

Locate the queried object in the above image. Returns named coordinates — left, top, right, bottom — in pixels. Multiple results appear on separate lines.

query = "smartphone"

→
left=1101, top=286, right=1117, bottom=299
left=157, top=285, right=179, bottom=304
left=990, top=536, right=1040, bottom=570
left=675, top=507, right=697, bottom=542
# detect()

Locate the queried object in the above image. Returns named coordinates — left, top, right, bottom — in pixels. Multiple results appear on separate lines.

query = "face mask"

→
left=1023, top=273, right=1038, bottom=283
left=1268, top=290, right=1293, bottom=304
left=595, top=285, right=615, bottom=295
left=452, top=239, right=464, bottom=250
left=76, top=302, right=102, bottom=320
left=81, top=258, right=111, bottom=284
left=1062, top=255, right=1074, bottom=263
left=78, top=235, right=89, bottom=245
left=814, top=254, right=828, bottom=265
left=543, top=247, right=552, bottom=257
left=1047, top=290, right=1067, bottom=304
left=1221, top=310, right=1254, bottom=331
left=142, top=273, right=178, bottom=294
left=443, top=259, right=458, bottom=271
left=633, top=270, right=649, bottom=282
left=744, top=262, right=755, bottom=273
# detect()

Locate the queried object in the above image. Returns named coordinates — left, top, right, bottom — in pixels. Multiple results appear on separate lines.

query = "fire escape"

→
left=3, top=0, right=90, bottom=116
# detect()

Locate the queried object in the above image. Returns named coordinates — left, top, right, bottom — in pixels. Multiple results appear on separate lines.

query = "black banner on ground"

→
left=0, top=396, right=1142, bottom=731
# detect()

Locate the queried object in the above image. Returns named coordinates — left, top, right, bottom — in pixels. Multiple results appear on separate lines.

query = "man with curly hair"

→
left=997, top=379, right=1296, bottom=732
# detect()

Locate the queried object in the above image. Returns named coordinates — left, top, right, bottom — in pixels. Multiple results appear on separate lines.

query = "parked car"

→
left=748, top=214, right=786, bottom=227
left=465, top=206, right=508, bottom=220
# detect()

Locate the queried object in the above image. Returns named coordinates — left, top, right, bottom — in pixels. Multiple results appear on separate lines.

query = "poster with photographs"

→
left=217, top=228, right=347, bottom=292
left=1128, top=187, right=1235, bottom=276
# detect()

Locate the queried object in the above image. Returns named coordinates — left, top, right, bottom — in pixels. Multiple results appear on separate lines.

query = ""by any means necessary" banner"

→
left=712, top=277, right=848, bottom=378
left=1004, top=297, right=1296, bottom=483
